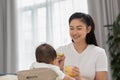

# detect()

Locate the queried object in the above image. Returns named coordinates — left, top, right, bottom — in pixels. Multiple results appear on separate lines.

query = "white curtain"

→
left=0, top=0, right=18, bottom=73
left=87, top=0, right=120, bottom=80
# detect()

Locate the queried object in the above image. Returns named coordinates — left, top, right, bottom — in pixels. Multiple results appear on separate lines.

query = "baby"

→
left=30, top=43, right=75, bottom=80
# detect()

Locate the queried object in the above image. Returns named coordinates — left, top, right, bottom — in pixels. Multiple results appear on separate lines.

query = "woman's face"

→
left=69, top=19, right=91, bottom=43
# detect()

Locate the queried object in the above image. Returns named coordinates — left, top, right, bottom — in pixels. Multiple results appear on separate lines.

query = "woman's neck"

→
left=73, top=42, right=88, bottom=54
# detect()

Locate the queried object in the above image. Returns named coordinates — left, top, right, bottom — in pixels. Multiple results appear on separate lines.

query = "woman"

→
left=57, top=12, right=108, bottom=80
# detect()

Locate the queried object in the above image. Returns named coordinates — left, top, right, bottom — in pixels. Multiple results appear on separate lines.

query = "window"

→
left=17, top=0, right=88, bottom=70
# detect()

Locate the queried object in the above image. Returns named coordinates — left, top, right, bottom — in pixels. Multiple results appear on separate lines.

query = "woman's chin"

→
left=73, top=40, right=80, bottom=43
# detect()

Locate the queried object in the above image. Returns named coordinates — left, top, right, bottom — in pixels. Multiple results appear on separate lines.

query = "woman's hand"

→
left=70, top=66, right=80, bottom=79
left=72, top=66, right=80, bottom=76
left=57, top=54, right=65, bottom=70
left=53, top=53, right=65, bottom=70
left=70, top=67, right=88, bottom=80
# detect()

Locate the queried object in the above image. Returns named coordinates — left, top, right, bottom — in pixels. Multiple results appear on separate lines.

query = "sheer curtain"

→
left=17, top=0, right=88, bottom=70
left=87, top=0, right=120, bottom=79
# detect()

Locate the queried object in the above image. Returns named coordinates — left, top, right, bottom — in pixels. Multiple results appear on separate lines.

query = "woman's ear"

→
left=87, top=26, right=91, bottom=33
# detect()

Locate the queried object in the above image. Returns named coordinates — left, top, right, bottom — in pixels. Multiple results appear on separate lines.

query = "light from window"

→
left=17, top=0, right=88, bottom=70
left=36, top=8, right=47, bottom=44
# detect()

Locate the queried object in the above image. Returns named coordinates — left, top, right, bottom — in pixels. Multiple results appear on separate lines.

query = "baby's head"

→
left=35, top=43, right=57, bottom=64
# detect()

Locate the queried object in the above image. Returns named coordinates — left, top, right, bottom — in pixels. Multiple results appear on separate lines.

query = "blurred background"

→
left=0, top=0, right=120, bottom=80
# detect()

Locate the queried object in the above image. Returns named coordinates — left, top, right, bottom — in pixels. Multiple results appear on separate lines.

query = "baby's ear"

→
left=50, top=60, right=54, bottom=64
left=52, top=58, right=59, bottom=66
left=50, top=59, right=55, bottom=65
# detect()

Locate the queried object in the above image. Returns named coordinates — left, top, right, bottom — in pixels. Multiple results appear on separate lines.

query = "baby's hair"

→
left=35, top=43, right=57, bottom=64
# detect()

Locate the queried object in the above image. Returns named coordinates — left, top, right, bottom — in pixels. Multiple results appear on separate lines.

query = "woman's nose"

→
left=73, top=29, right=78, bottom=34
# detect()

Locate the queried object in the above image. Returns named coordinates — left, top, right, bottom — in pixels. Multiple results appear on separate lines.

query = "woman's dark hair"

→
left=35, top=43, right=57, bottom=64
left=69, top=12, right=98, bottom=46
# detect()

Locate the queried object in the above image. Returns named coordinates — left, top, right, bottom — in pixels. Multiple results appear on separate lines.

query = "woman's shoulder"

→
left=88, top=45, right=106, bottom=54
left=89, top=45, right=105, bottom=51
left=87, top=45, right=107, bottom=60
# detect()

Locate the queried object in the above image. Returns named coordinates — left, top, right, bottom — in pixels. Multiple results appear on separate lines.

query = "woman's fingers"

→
left=72, top=66, right=80, bottom=73
left=71, top=66, right=80, bottom=77
left=57, top=54, right=65, bottom=70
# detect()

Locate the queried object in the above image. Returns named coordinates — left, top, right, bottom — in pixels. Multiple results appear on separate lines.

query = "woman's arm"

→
left=95, top=71, right=107, bottom=80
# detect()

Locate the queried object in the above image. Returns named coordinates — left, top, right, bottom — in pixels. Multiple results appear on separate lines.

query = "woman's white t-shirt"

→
left=56, top=43, right=108, bottom=80
left=30, top=62, right=65, bottom=79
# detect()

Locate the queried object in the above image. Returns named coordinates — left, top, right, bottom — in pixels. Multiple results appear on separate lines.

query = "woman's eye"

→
left=77, top=28, right=82, bottom=30
left=70, top=28, right=74, bottom=30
